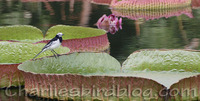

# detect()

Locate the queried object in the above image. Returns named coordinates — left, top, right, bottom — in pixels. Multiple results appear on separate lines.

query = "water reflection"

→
left=0, top=87, right=25, bottom=101
left=0, top=0, right=94, bottom=32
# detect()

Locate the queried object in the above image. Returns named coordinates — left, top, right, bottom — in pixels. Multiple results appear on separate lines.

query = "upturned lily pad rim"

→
left=20, top=69, right=166, bottom=88
left=131, top=49, right=200, bottom=53
left=22, top=71, right=166, bottom=100
left=0, top=63, right=20, bottom=65
left=0, top=25, right=41, bottom=31
left=169, top=74, right=200, bottom=89
left=122, top=49, right=200, bottom=73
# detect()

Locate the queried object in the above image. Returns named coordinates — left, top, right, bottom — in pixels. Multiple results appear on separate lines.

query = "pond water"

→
left=0, top=0, right=200, bottom=101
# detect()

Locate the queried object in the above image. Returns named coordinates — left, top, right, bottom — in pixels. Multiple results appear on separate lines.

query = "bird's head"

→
left=56, top=33, right=64, bottom=37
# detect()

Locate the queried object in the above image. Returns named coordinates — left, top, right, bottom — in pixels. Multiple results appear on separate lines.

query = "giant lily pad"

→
left=45, top=25, right=107, bottom=40
left=18, top=53, right=165, bottom=100
left=19, top=53, right=120, bottom=74
left=111, top=0, right=191, bottom=10
left=0, top=25, right=43, bottom=43
left=111, top=7, right=193, bottom=21
left=122, top=49, right=200, bottom=89
left=0, top=41, right=69, bottom=88
left=122, top=49, right=200, bottom=72
left=0, top=41, right=70, bottom=63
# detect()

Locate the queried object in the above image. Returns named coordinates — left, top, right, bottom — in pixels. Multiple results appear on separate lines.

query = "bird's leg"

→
left=51, top=50, right=57, bottom=58
left=52, top=49, right=61, bottom=57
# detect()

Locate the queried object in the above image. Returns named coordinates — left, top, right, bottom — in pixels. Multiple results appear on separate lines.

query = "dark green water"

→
left=0, top=0, right=200, bottom=100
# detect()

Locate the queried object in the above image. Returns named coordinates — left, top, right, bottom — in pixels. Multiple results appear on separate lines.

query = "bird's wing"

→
left=42, top=37, right=58, bottom=50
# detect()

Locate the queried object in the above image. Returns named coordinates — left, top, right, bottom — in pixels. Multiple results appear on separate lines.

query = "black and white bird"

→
left=33, top=32, right=64, bottom=60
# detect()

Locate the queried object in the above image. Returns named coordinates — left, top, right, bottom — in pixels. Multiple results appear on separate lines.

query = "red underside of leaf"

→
left=0, top=64, right=24, bottom=88
left=169, top=74, right=200, bottom=100
left=22, top=71, right=166, bottom=100
left=112, top=7, right=192, bottom=21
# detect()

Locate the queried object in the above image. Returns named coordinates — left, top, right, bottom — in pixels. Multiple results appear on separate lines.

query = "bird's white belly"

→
left=47, top=40, right=61, bottom=50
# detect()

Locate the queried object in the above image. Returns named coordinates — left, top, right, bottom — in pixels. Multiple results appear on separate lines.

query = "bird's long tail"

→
left=32, top=50, right=44, bottom=60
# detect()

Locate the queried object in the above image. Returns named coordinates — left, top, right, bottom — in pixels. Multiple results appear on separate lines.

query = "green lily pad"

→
left=0, top=25, right=43, bottom=43
left=45, top=25, right=107, bottom=40
left=0, top=41, right=70, bottom=64
left=18, top=53, right=121, bottom=74
left=122, top=49, right=200, bottom=72
left=18, top=53, right=165, bottom=100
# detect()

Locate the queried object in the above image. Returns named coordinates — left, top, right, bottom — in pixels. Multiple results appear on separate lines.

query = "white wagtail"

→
left=33, top=32, right=64, bottom=60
